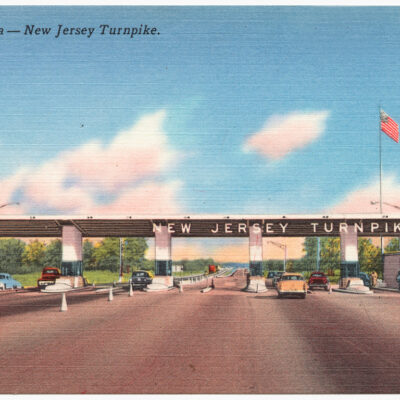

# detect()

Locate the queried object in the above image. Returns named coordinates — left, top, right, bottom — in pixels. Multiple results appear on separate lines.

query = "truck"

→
left=37, top=267, right=61, bottom=290
left=208, top=265, right=221, bottom=274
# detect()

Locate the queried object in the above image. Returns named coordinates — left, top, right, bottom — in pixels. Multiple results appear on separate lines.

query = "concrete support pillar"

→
left=249, top=224, right=263, bottom=276
left=340, top=225, right=359, bottom=278
left=155, top=225, right=172, bottom=276
left=61, top=225, right=83, bottom=277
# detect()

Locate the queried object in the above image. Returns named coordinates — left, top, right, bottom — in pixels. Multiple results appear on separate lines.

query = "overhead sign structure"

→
left=0, top=216, right=400, bottom=237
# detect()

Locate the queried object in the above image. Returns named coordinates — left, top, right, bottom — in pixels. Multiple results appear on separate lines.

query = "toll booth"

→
left=383, top=253, right=400, bottom=288
left=249, top=262, right=263, bottom=277
left=340, top=261, right=360, bottom=279
left=61, top=261, right=83, bottom=277
left=155, top=260, right=172, bottom=276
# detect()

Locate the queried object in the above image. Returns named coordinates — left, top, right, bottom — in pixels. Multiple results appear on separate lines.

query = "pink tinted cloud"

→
left=0, top=110, right=182, bottom=215
left=64, top=110, right=175, bottom=192
left=244, top=111, right=329, bottom=160
left=92, top=181, right=182, bottom=215
left=328, top=176, right=400, bottom=213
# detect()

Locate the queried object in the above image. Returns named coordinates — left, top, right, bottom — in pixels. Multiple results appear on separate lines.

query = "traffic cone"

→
left=108, top=286, right=113, bottom=301
left=129, top=279, right=133, bottom=297
left=60, top=292, right=68, bottom=312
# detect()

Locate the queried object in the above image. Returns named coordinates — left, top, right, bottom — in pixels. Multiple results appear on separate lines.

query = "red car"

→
left=37, top=267, right=61, bottom=289
left=308, top=271, right=330, bottom=291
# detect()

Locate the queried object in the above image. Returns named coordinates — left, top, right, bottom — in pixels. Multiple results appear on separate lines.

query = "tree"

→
left=92, top=238, right=120, bottom=271
left=263, top=259, right=285, bottom=272
left=0, top=238, right=26, bottom=274
left=123, top=238, right=148, bottom=270
left=285, top=260, right=294, bottom=272
left=385, top=238, right=400, bottom=253
left=320, top=238, right=340, bottom=272
left=358, top=238, right=383, bottom=276
left=22, top=240, right=45, bottom=272
left=83, top=240, right=95, bottom=271
left=303, top=237, right=318, bottom=260
left=43, top=240, right=62, bottom=268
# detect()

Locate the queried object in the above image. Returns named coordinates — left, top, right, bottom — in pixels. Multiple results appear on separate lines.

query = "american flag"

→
left=380, top=109, right=399, bottom=143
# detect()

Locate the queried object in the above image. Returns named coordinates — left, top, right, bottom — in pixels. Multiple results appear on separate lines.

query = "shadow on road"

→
left=0, top=288, right=130, bottom=318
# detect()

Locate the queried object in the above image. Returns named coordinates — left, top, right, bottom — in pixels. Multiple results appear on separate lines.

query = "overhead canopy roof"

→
left=0, top=215, right=400, bottom=237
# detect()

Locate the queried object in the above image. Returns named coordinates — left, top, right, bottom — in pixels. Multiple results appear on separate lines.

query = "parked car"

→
left=0, top=273, right=22, bottom=289
left=273, top=271, right=284, bottom=287
left=266, top=271, right=279, bottom=287
left=131, top=270, right=154, bottom=290
left=37, top=266, right=61, bottom=290
left=308, top=271, right=330, bottom=291
left=359, top=272, right=371, bottom=287
left=276, top=272, right=307, bottom=299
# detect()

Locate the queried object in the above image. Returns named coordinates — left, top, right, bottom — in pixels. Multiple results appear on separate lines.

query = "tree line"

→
left=0, top=237, right=149, bottom=274
left=263, top=237, right=399, bottom=277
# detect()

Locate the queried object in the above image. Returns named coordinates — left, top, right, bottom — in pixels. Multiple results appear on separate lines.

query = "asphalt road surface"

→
left=1, top=270, right=400, bottom=394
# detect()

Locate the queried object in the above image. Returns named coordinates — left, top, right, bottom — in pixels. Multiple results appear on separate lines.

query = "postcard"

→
left=1, top=5, right=400, bottom=395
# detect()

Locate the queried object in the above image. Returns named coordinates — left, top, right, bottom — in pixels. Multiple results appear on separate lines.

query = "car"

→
left=272, top=271, right=284, bottom=287
left=308, top=271, right=330, bottom=291
left=130, top=270, right=153, bottom=290
left=276, top=272, right=307, bottom=299
left=266, top=271, right=279, bottom=287
left=359, top=272, right=371, bottom=287
left=0, top=273, right=22, bottom=289
left=37, top=266, right=61, bottom=290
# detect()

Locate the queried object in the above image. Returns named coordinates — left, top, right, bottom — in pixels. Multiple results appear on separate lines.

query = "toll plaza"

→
left=0, top=214, right=399, bottom=288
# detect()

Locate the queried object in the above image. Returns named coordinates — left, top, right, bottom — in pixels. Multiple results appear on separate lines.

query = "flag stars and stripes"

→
left=380, top=109, right=399, bottom=143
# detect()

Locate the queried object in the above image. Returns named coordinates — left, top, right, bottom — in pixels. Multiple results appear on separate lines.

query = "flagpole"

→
left=379, top=106, right=383, bottom=257
left=379, top=105, right=383, bottom=214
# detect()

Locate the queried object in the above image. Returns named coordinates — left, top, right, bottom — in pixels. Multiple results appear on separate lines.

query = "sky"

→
left=1, top=6, right=400, bottom=261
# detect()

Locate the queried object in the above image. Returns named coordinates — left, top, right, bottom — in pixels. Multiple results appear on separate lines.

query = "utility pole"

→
left=119, top=237, right=123, bottom=283
left=266, top=240, right=287, bottom=272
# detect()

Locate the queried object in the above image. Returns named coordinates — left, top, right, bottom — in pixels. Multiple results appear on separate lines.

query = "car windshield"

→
left=282, top=275, right=304, bottom=281
left=132, top=271, right=148, bottom=277
left=311, top=273, right=324, bottom=277
left=45, top=270, right=58, bottom=274
left=267, top=272, right=275, bottom=278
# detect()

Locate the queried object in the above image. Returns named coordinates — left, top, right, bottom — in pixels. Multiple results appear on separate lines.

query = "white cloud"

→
left=0, top=110, right=182, bottom=215
left=328, top=175, right=400, bottom=213
left=243, top=110, right=329, bottom=160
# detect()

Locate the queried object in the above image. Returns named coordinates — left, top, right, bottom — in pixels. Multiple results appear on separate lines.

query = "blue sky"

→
left=1, top=6, right=400, bottom=218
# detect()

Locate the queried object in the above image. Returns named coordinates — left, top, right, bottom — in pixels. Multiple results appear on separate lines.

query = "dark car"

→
left=272, top=271, right=284, bottom=287
left=266, top=271, right=279, bottom=287
left=308, top=271, right=330, bottom=291
left=359, top=272, right=371, bottom=287
left=131, top=270, right=153, bottom=290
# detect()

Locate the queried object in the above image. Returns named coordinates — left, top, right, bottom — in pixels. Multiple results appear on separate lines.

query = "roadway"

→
left=1, top=270, right=400, bottom=394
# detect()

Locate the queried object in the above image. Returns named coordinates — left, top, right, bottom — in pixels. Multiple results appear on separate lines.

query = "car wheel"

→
left=301, top=293, right=306, bottom=299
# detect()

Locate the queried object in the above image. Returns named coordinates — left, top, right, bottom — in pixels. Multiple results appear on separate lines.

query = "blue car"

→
left=359, top=272, right=371, bottom=287
left=0, top=273, right=22, bottom=289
